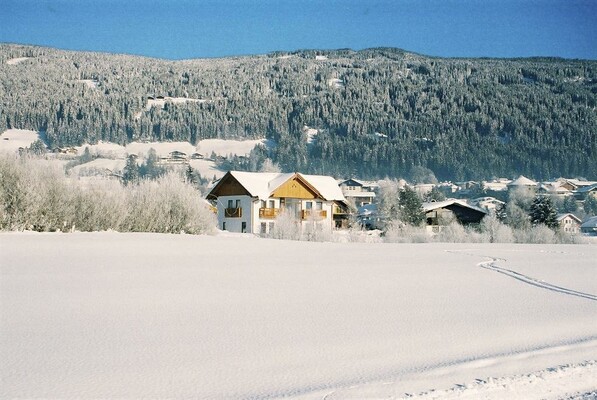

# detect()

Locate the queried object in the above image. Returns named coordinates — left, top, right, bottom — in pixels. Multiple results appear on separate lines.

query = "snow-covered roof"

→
left=508, top=175, right=537, bottom=187
left=222, top=171, right=346, bottom=201
left=343, top=191, right=377, bottom=198
left=556, top=213, right=581, bottom=223
left=422, top=199, right=487, bottom=214
left=581, top=216, right=597, bottom=229
left=300, top=174, right=346, bottom=201
left=577, top=183, right=597, bottom=193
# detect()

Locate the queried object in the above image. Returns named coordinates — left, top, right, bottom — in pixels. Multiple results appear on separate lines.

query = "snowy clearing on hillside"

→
left=76, top=79, right=99, bottom=89
left=1, top=233, right=595, bottom=399
left=188, top=158, right=226, bottom=179
left=196, top=138, right=269, bottom=156
left=145, top=97, right=208, bottom=110
left=0, top=129, right=40, bottom=152
left=126, top=141, right=197, bottom=157
left=74, top=138, right=268, bottom=160
left=328, top=78, right=344, bottom=88
left=69, top=158, right=126, bottom=176
left=303, top=126, right=319, bottom=144
left=6, top=56, right=31, bottom=65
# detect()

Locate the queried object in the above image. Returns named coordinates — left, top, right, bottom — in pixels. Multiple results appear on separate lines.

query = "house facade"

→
left=339, top=178, right=377, bottom=208
left=556, top=213, right=581, bottom=234
left=207, top=171, right=348, bottom=234
left=422, top=199, right=487, bottom=233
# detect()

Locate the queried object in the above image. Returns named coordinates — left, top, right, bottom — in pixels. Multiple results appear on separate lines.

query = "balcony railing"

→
left=259, top=207, right=280, bottom=219
left=301, top=209, right=327, bottom=220
left=225, top=207, right=242, bottom=218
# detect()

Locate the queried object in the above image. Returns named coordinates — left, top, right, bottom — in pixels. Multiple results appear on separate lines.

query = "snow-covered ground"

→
left=145, top=97, right=209, bottom=111
left=1, top=233, right=595, bottom=399
left=74, top=138, right=268, bottom=159
left=196, top=138, right=269, bottom=157
left=6, top=56, right=31, bottom=65
left=0, top=128, right=41, bottom=152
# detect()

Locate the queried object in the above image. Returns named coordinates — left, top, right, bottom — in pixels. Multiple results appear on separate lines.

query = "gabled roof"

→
left=422, top=199, right=487, bottom=214
left=208, top=171, right=345, bottom=201
left=581, top=216, right=597, bottom=229
left=577, top=183, right=597, bottom=193
left=556, top=213, right=581, bottom=223
left=508, top=175, right=537, bottom=187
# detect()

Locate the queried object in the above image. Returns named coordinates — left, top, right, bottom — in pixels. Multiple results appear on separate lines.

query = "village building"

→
left=422, top=199, right=487, bottom=233
left=207, top=171, right=348, bottom=234
left=575, top=183, right=597, bottom=200
left=338, top=178, right=377, bottom=208
left=507, top=175, right=537, bottom=192
left=580, top=216, right=597, bottom=236
left=470, top=196, right=505, bottom=214
left=556, top=213, right=582, bottom=234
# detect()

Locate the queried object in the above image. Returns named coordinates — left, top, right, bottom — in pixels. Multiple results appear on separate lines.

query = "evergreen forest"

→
left=1, top=44, right=595, bottom=180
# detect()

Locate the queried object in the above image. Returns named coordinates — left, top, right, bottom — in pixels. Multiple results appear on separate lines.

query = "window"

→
left=236, top=199, right=241, bottom=208
left=222, top=222, right=226, bottom=230
left=241, top=222, right=247, bottom=233
left=268, top=200, right=275, bottom=208
left=227, top=199, right=233, bottom=208
left=260, top=223, right=267, bottom=234
left=261, top=200, right=266, bottom=208
left=305, top=201, right=313, bottom=210
left=316, top=201, right=322, bottom=210
left=269, top=222, right=275, bottom=232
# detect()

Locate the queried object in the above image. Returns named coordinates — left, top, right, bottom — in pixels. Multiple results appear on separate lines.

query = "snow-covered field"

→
left=0, top=129, right=41, bottom=152
left=1, top=233, right=595, bottom=399
left=196, top=138, right=269, bottom=157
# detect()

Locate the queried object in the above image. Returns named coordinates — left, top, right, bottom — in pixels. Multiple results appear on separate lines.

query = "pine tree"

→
left=185, top=165, right=197, bottom=186
left=529, top=195, right=558, bottom=229
left=122, top=155, right=140, bottom=185
left=584, top=195, right=597, bottom=216
left=399, top=187, right=425, bottom=226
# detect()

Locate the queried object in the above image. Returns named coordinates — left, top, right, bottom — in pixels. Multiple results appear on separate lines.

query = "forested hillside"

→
left=1, top=44, right=595, bottom=180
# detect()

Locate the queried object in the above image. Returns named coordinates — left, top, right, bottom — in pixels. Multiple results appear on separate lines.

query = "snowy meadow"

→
left=1, top=232, right=596, bottom=399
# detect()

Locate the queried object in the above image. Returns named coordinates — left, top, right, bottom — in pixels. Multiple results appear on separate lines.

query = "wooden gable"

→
left=207, top=172, right=251, bottom=199
left=271, top=175, right=320, bottom=199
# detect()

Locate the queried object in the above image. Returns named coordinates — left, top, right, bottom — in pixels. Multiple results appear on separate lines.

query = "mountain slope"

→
left=1, top=44, right=595, bottom=180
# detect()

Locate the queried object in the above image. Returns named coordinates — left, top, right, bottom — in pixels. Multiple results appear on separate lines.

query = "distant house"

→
left=575, top=183, right=597, bottom=200
left=422, top=199, right=487, bottom=233
left=482, top=179, right=511, bottom=192
left=580, top=216, right=597, bottom=236
left=339, top=178, right=377, bottom=208
left=206, top=171, right=348, bottom=234
left=190, top=153, right=204, bottom=160
left=166, top=151, right=188, bottom=163
left=507, top=175, right=537, bottom=192
left=556, top=213, right=581, bottom=234
left=537, top=182, right=571, bottom=197
left=471, top=197, right=505, bottom=213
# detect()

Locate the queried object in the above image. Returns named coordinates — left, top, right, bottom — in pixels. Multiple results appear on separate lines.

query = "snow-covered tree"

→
left=584, top=196, right=597, bottom=216
left=122, top=155, right=140, bottom=185
left=529, top=195, right=558, bottom=229
left=398, top=186, right=425, bottom=226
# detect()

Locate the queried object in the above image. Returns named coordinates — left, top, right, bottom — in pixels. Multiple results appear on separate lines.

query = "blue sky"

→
left=1, top=0, right=596, bottom=60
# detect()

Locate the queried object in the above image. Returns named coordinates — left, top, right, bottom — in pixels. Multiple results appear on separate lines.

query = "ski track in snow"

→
left=446, top=250, right=597, bottom=302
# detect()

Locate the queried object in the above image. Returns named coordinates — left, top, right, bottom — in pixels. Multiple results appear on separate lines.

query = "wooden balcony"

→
left=301, top=209, right=327, bottom=220
left=259, top=207, right=280, bottom=219
left=225, top=207, right=242, bottom=218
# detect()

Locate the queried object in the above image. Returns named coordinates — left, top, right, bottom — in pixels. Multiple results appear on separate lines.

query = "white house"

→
left=206, top=171, right=348, bottom=234
left=507, top=175, right=537, bottom=192
left=556, top=213, right=581, bottom=234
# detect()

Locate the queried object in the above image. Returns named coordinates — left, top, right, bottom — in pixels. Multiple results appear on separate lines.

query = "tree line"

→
left=1, top=44, right=596, bottom=181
